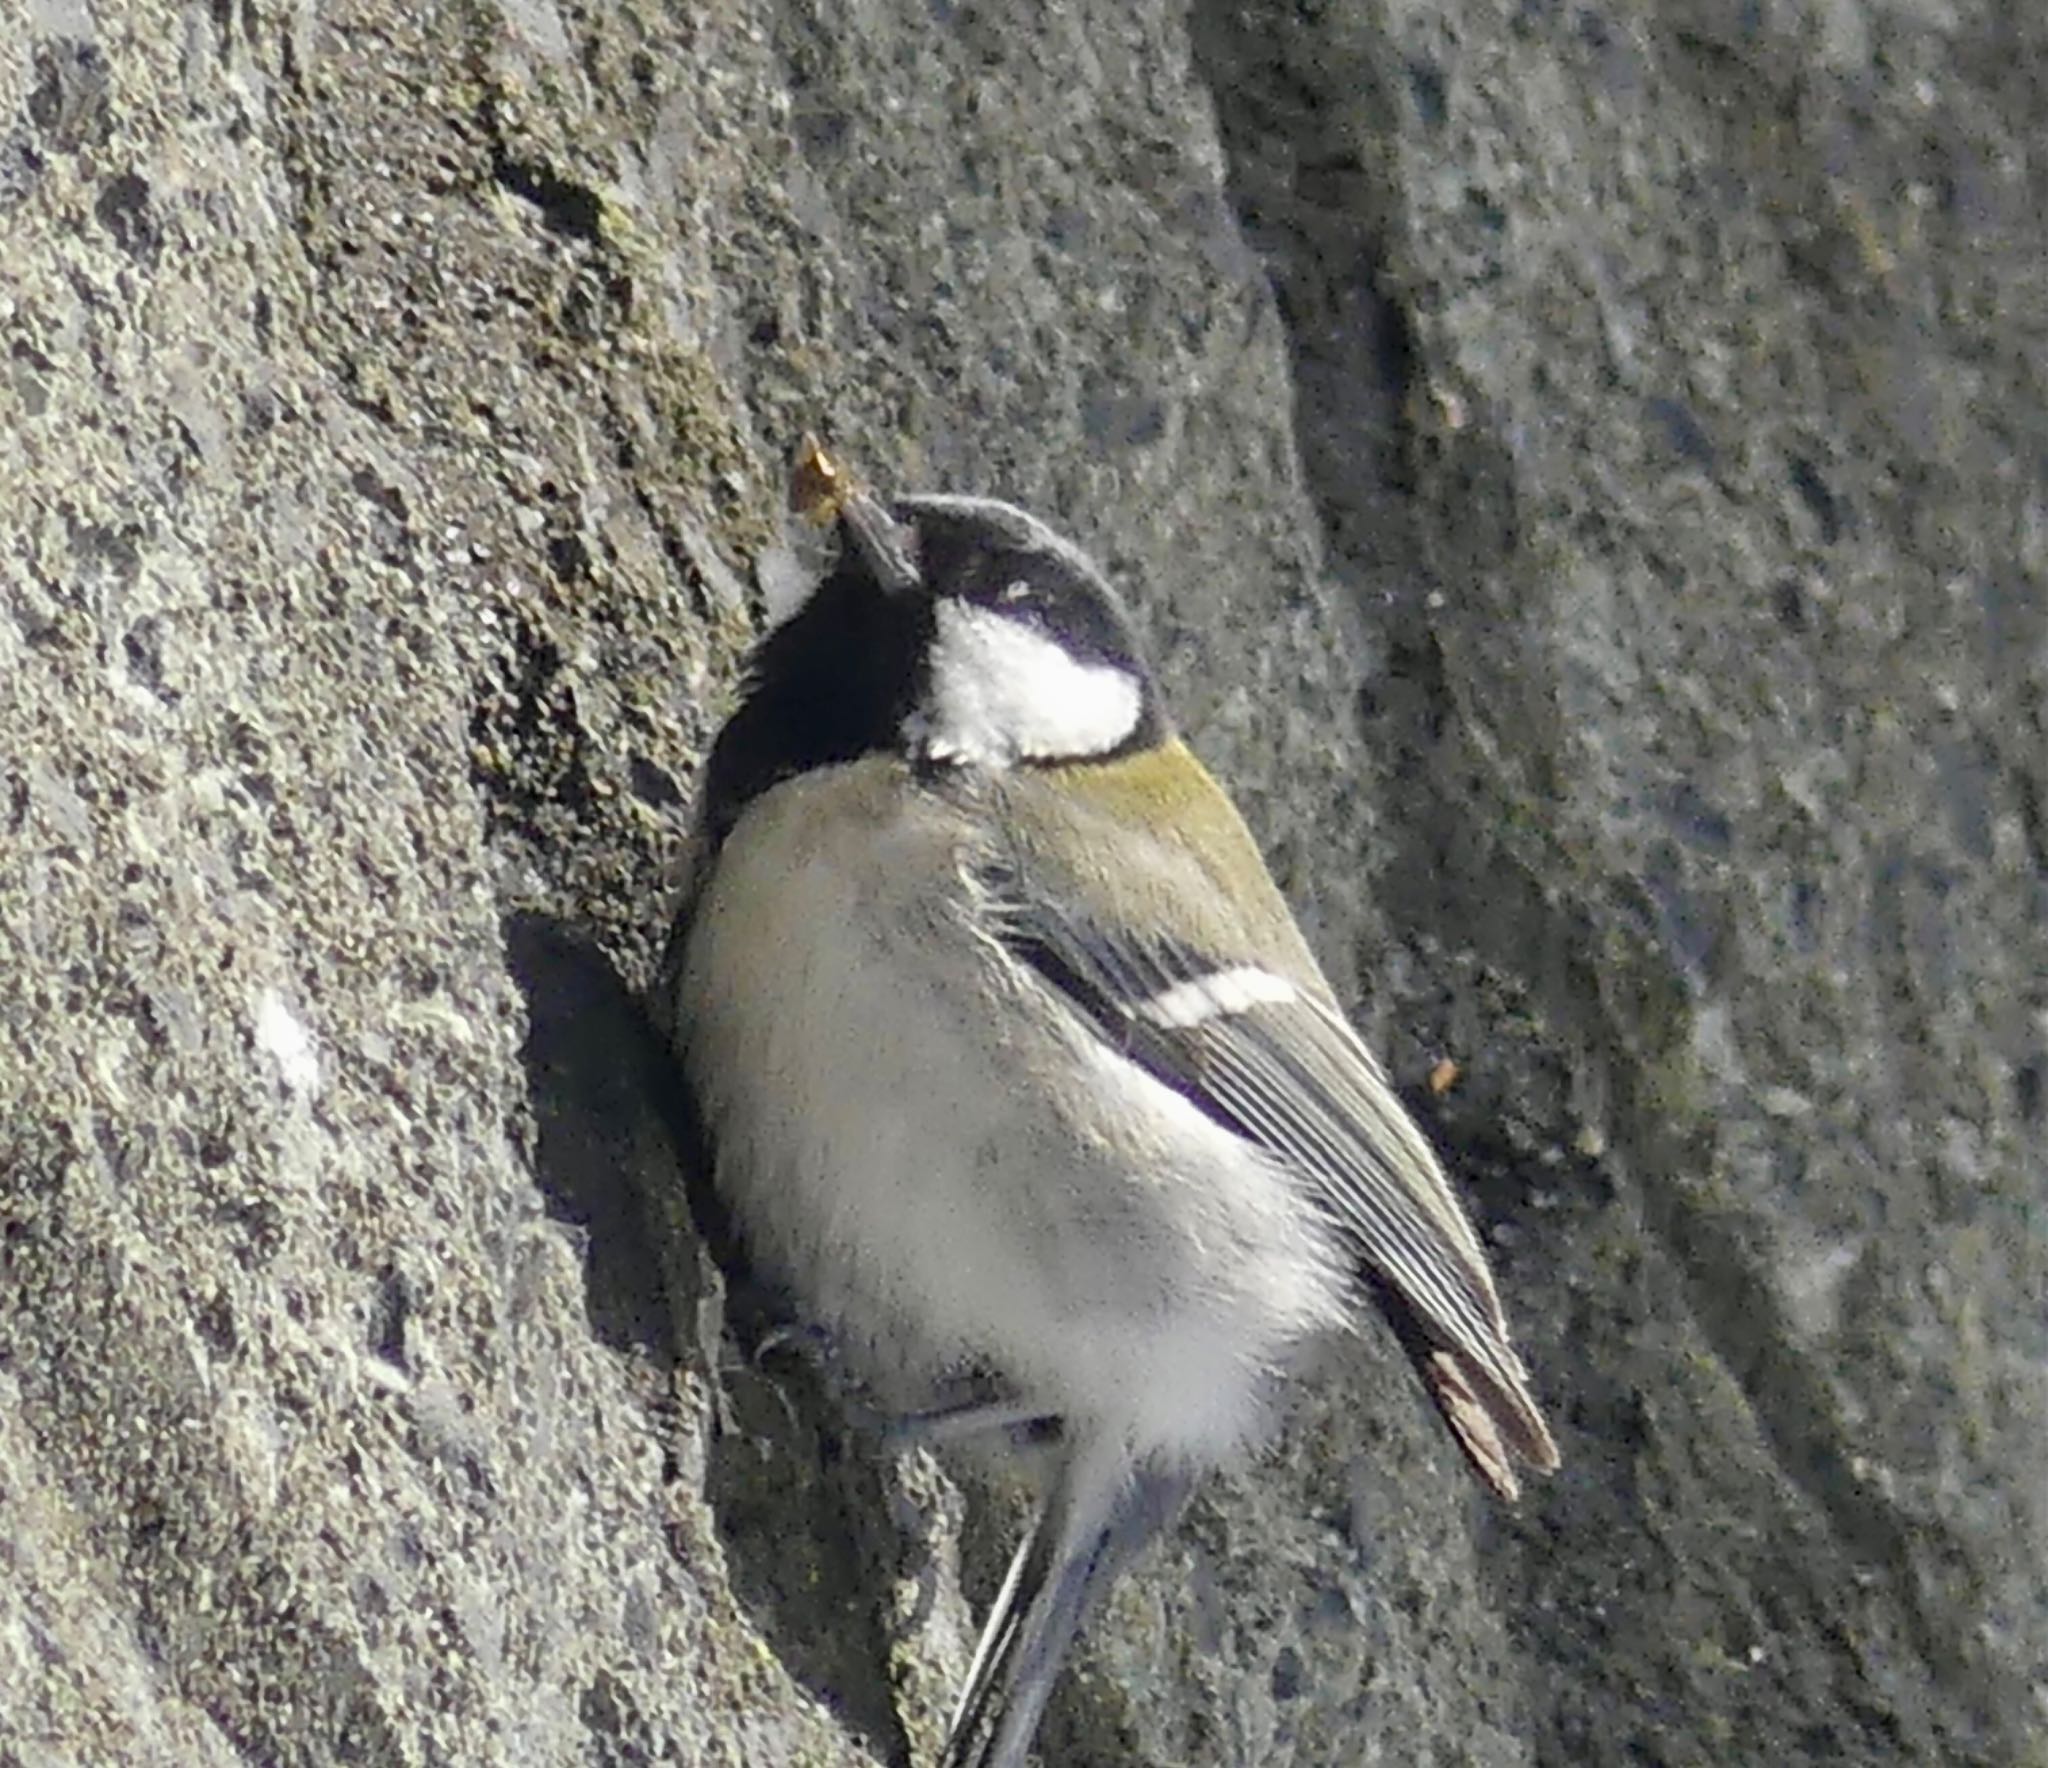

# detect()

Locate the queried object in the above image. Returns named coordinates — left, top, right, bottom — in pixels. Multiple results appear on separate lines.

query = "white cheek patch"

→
left=912, top=601, right=1144, bottom=767
left=1134, top=967, right=1298, bottom=1030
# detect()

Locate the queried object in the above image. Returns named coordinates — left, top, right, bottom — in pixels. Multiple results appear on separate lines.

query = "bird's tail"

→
left=1365, top=1273, right=1560, bottom=1503
left=940, top=1443, right=1192, bottom=1768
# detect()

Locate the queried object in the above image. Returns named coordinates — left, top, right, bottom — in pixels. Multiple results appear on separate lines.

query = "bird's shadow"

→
left=503, top=911, right=914, bottom=1765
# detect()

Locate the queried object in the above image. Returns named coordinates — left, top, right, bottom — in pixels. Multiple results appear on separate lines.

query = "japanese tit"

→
left=661, top=452, right=1559, bottom=1768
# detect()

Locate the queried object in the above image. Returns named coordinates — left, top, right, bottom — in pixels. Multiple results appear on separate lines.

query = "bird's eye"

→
left=1000, top=579, right=1032, bottom=604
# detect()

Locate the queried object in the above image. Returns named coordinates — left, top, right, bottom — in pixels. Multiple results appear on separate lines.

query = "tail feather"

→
left=1419, top=1345, right=1559, bottom=1503
left=941, top=1444, right=1191, bottom=1768
left=1365, top=1273, right=1559, bottom=1502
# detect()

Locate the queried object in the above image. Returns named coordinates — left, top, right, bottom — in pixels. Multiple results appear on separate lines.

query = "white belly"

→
left=675, top=761, right=1351, bottom=1465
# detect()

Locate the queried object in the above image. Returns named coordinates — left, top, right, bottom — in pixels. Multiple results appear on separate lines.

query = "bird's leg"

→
left=881, top=1395, right=1063, bottom=1451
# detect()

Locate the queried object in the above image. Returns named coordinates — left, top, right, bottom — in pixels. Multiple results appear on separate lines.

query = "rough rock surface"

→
left=2, top=2, right=2041, bottom=1765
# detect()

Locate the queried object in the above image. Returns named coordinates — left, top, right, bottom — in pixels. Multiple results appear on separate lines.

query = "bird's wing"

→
left=975, top=858, right=1558, bottom=1498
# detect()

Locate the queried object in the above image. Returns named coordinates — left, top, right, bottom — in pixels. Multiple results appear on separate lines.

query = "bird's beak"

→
left=790, top=434, right=922, bottom=595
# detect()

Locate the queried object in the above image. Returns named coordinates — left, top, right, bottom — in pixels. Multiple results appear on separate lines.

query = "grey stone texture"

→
left=2, top=1, right=2041, bottom=1764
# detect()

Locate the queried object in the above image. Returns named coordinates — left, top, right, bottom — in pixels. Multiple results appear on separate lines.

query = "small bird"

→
left=662, top=442, right=1558, bottom=1768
